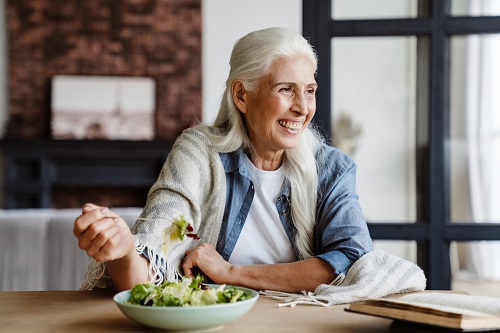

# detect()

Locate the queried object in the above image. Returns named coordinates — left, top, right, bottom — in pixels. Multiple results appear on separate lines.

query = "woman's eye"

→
left=306, top=88, right=316, bottom=96
left=279, top=87, right=293, bottom=94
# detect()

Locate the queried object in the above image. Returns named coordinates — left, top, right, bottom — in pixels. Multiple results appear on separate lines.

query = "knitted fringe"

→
left=79, top=242, right=176, bottom=290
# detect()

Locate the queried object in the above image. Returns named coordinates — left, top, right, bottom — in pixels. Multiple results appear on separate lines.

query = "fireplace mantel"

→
left=0, top=140, right=173, bottom=209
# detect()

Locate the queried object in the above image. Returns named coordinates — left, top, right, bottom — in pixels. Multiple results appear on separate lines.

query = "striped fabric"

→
left=261, top=249, right=427, bottom=307
left=81, top=128, right=226, bottom=289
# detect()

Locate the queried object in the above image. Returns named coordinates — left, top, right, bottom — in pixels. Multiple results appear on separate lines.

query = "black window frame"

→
left=303, top=0, right=500, bottom=290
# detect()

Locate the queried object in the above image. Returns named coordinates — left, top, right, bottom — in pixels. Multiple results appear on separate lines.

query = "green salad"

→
left=128, top=275, right=253, bottom=307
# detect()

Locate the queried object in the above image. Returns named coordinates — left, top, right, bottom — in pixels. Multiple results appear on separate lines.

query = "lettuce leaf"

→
left=128, top=275, right=251, bottom=307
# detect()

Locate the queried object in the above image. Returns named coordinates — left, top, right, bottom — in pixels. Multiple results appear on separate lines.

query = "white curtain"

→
left=0, top=207, right=143, bottom=291
left=461, top=0, right=500, bottom=281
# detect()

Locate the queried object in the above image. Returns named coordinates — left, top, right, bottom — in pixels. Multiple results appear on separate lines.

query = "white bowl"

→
left=113, top=284, right=259, bottom=331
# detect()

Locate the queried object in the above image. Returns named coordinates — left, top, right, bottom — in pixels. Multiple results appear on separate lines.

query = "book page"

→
left=395, top=293, right=500, bottom=317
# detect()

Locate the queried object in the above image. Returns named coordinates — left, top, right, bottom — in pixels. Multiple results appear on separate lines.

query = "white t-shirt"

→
left=228, top=156, right=296, bottom=265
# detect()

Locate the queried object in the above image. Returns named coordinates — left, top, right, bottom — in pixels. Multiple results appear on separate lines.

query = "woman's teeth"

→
left=278, top=120, right=301, bottom=130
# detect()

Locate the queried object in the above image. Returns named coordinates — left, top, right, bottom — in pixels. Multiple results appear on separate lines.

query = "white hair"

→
left=198, top=27, right=323, bottom=259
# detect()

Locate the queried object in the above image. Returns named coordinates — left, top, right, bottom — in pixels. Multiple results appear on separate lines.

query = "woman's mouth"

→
left=278, top=120, right=302, bottom=131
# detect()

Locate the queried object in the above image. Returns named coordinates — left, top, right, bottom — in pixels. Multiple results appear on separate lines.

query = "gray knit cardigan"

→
left=81, top=128, right=226, bottom=290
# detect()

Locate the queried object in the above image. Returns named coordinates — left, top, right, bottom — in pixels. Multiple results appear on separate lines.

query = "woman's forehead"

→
left=265, top=56, right=317, bottom=85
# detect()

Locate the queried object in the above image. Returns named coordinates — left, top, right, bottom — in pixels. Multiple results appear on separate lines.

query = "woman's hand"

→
left=73, top=203, right=135, bottom=262
left=74, top=203, right=149, bottom=290
left=182, top=243, right=234, bottom=284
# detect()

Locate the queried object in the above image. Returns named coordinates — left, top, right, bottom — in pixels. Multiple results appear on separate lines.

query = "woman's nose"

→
left=291, top=93, right=308, bottom=115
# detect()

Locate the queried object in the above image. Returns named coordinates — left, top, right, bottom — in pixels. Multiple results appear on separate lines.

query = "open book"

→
left=346, top=292, right=500, bottom=331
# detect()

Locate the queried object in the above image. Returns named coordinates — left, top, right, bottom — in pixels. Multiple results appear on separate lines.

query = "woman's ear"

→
left=231, top=80, right=248, bottom=114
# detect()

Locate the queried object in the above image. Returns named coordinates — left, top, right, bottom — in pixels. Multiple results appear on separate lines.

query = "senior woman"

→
left=74, top=27, right=372, bottom=293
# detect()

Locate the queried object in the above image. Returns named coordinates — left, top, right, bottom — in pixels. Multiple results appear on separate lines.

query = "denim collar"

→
left=219, top=150, right=291, bottom=198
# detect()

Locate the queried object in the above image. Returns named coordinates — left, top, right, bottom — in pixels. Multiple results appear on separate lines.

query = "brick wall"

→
left=3, top=0, right=201, bottom=208
left=5, top=0, right=201, bottom=140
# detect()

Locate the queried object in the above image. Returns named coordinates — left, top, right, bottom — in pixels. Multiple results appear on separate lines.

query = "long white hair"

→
left=198, top=27, right=324, bottom=259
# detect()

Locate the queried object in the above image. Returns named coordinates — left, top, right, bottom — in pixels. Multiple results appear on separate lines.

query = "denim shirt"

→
left=215, top=145, right=372, bottom=276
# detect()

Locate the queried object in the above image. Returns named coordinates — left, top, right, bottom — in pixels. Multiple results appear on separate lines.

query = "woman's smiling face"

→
left=234, top=55, right=317, bottom=165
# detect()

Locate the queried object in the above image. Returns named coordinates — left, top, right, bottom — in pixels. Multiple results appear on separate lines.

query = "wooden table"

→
left=0, top=290, right=441, bottom=333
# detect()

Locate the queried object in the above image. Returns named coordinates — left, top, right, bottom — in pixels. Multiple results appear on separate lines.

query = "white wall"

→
left=201, top=0, right=301, bottom=123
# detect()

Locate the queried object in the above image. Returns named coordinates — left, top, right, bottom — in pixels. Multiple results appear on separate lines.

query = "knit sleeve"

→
left=79, top=128, right=226, bottom=290
left=131, top=128, right=226, bottom=283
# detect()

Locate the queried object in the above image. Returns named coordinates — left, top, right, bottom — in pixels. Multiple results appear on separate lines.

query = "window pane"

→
left=331, top=0, right=418, bottom=19
left=331, top=37, right=417, bottom=223
left=452, top=241, right=500, bottom=295
left=450, top=34, right=500, bottom=223
left=451, top=0, right=500, bottom=16
left=373, top=240, right=417, bottom=264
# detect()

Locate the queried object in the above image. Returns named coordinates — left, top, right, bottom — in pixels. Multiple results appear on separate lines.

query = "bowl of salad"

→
left=113, top=275, right=259, bottom=331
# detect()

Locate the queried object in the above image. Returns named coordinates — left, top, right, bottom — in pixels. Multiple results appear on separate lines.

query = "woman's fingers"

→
left=82, top=202, right=101, bottom=214
left=74, top=205, right=111, bottom=236
left=91, top=225, right=133, bottom=262
left=80, top=217, right=120, bottom=257
left=73, top=203, right=134, bottom=262
left=181, top=244, right=203, bottom=277
left=182, top=243, right=233, bottom=283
